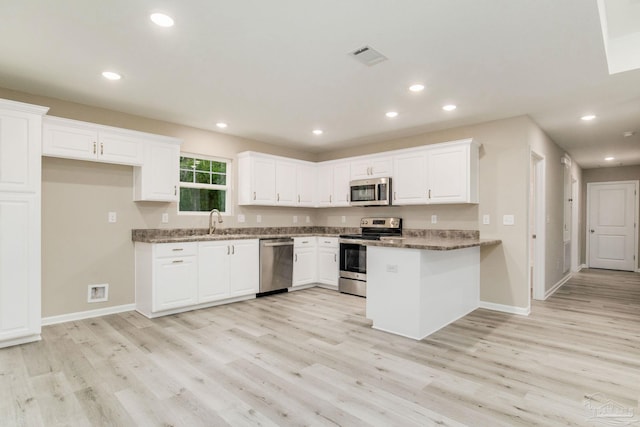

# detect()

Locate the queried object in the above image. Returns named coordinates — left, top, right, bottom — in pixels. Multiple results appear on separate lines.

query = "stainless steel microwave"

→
left=349, top=177, right=392, bottom=206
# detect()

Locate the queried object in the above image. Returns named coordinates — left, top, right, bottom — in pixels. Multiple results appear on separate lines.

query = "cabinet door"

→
left=296, top=164, right=316, bottom=206
left=228, top=240, right=259, bottom=297
left=393, top=151, right=428, bottom=205
left=351, top=157, right=392, bottom=179
left=426, top=145, right=468, bottom=203
left=98, top=132, right=144, bottom=166
left=0, top=195, right=40, bottom=343
left=293, top=247, right=317, bottom=286
left=153, top=256, right=198, bottom=311
left=43, top=120, right=97, bottom=161
left=134, top=142, right=179, bottom=202
left=370, top=157, right=392, bottom=177
left=332, top=162, right=351, bottom=206
left=317, top=247, right=338, bottom=286
left=275, top=160, right=296, bottom=205
left=0, top=109, right=41, bottom=193
left=252, top=157, right=276, bottom=204
left=350, top=159, right=373, bottom=180
left=198, top=241, right=230, bottom=303
left=316, top=165, right=334, bottom=207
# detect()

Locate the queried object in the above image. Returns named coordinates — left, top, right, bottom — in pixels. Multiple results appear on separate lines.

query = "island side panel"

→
left=367, top=245, right=480, bottom=340
left=418, top=246, right=480, bottom=339
left=366, top=247, right=423, bottom=339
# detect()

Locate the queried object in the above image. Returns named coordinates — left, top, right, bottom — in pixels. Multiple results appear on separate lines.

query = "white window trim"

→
left=177, top=153, right=233, bottom=216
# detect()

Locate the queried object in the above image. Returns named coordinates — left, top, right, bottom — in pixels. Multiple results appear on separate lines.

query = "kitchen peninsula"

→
left=132, top=227, right=500, bottom=339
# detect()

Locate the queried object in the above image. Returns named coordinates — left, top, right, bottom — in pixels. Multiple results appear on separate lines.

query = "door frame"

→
left=571, top=176, right=580, bottom=272
left=530, top=151, right=546, bottom=301
left=586, top=180, right=639, bottom=271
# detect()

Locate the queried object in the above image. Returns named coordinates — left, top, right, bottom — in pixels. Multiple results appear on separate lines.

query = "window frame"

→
left=177, top=153, right=232, bottom=216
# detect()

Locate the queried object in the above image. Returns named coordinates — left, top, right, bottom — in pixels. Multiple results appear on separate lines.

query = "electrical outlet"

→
left=237, top=214, right=245, bottom=223
left=161, top=213, right=169, bottom=223
left=341, top=216, right=346, bottom=224
left=483, top=214, right=490, bottom=225
left=306, top=216, right=310, bottom=223
left=503, top=215, right=515, bottom=225
left=293, top=215, right=298, bottom=224
left=386, top=264, right=398, bottom=273
left=431, top=214, right=437, bottom=224
left=108, top=212, right=117, bottom=223
left=256, top=215, right=262, bottom=223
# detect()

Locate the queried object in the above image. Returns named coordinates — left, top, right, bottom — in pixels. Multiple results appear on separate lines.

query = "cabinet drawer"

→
left=154, top=242, right=198, bottom=258
left=294, top=237, right=316, bottom=248
left=317, top=237, right=338, bottom=248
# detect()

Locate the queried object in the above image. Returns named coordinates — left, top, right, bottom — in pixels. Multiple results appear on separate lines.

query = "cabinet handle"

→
left=253, top=191, right=256, bottom=200
left=346, top=194, right=349, bottom=202
left=93, top=142, right=97, bottom=154
left=227, top=246, right=230, bottom=255
left=334, top=254, right=337, bottom=262
left=172, top=248, right=184, bottom=252
left=302, top=240, right=309, bottom=244
left=231, top=245, right=235, bottom=255
left=174, top=185, right=177, bottom=196
left=100, top=143, right=104, bottom=155
left=298, top=195, right=300, bottom=203
left=277, top=193, right=280, bottom=202
left=172, top=260, right=184, bottom=264
left=329, top=195, right=332, bottom=203
left=394, top=191, right=396, bottom=200
left=324, top=240, right=330, bottom=244
left=428, top=189, right=431, bottom=199
left=295, top=254, right=298, bottom=262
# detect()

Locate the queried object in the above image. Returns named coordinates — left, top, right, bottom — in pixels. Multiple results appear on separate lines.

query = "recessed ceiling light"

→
left=623, top=131, right=635, bottom=137
left=385, top=111, right=398, bottom=118
left=409, top=84, right=425, bottom=92
left=604, top=156, right=615, bottom=161
left=312, top=129, right=323, bottom=135
left=101, top=71, right=121, bottom=81
left=216, top=122, right=228, bottom=129
left=442, top=104, right=457, bottom=111
left=150, top=13, right=174, bottom=27
left=581, top=114, right=596, bottom=121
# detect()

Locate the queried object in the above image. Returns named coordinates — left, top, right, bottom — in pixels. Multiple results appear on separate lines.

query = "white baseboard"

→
left=479, top=301, right=530, bottom=316
left=579, top=263, right=588, bottom=271
left=544, top=273, right=572, bottom=300
left=42, top=303, right=136, bottom=326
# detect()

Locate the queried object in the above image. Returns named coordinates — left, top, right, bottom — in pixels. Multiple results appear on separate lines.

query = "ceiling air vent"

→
left=349, top=45, right=388, bottom=66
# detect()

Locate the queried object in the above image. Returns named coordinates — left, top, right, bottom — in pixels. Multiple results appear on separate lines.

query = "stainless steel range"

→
left=339, top=217, right=402, bottom=297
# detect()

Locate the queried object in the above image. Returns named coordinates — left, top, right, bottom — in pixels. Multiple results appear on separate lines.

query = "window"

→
left=179, top=154, right=231, bottom=214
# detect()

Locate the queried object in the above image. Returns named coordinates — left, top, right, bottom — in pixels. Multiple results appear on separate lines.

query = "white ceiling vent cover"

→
left=349, top=46, right=388, bottom=66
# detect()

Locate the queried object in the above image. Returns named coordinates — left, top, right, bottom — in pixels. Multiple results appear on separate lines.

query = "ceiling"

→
left=1, top=0, right=639, bottom=168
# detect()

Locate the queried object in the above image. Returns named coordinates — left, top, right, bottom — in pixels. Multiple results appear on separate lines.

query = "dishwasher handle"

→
left=261, top=241, right=294, bottom=247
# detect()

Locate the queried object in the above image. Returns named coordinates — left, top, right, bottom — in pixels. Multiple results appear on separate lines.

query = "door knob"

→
left=590, top=229, right=595, bottom=233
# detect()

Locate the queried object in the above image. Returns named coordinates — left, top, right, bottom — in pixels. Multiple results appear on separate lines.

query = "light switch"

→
left=237, top=214, right=245, bottom=223
left=431, top=214, right=437, bottom=224
left=256, top=215, right=262, bottom=223
left=341, top=216, right=346, bottom=223
left=306, top=216, right=310, bottom=223
left=108, top=212, right=117, bottom=223
left=482, top=214, right=490, bottom=225
left=503, top=215, right=515, bottom=226
left=161, top=213, right=169, bottom=223
left=293, top=215, right=298, bottom=224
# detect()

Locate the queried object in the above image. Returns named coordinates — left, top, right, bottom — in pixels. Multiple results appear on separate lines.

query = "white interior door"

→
left=588, top=181, right=638, bottom=271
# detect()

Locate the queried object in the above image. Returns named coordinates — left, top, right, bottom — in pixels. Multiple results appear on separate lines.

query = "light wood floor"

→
left=2, top=269, right=639, bottom=426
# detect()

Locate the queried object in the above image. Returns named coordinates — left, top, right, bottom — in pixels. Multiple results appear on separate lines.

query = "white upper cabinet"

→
left=133, top=140, right=181, bottom=202
left=238, top=152, right=316, bottom=206
left=350, top=156, right=392, bottom=180
left=316, top=161, right=350, bottom=207
left=296, top=163, right=316, bottom=206
left=275, top=159, right=297, bottom=205
left=426, top=140, right=479, bottom=204
left=43, top=116, right=144, bottom=166
left=0, top=101, right=47, bottom=193
left=392, top=151, right=428, bottom=205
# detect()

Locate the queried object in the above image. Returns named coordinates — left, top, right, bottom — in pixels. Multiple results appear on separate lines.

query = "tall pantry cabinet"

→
left=0, top=99, right=48, bottom=348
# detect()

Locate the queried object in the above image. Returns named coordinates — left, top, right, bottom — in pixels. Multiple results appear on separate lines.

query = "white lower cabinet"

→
left=316, top=237, right=339, bottom=287
left=293, top=237, right=317, bottom=287
left=135, top=239, right=259, bottom=318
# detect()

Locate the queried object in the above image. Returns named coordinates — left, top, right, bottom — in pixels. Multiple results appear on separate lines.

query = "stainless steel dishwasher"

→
left=259, top=238, right=294, bottom=296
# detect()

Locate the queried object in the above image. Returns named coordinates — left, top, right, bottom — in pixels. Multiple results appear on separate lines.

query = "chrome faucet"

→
left=208, top=209, right=223, bottom=234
